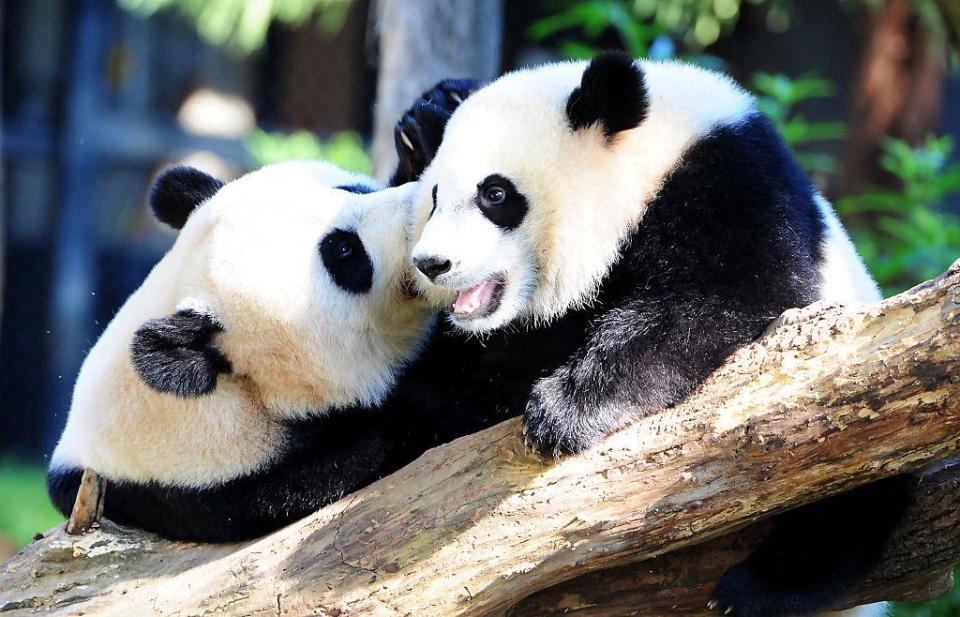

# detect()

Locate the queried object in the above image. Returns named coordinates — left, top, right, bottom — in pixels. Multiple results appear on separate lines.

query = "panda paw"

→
left=417, top=78, right=483, bottom=116
left=521, top=376, right=607, bottom=459
left=393, top=107, right=431, bottom=182
left=392, top=79, right=483, bottom=184
left=708, top=564, right=764, bottom=617
left=709, top=562, right=803, bottom=617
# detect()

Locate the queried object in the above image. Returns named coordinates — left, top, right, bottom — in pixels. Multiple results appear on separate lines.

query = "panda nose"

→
left=415, top=256, right=452, bottom=280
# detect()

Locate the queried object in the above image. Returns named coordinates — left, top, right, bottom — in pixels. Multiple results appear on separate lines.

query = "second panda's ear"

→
left=131, top=309, right=232, bottom=398
left=565, top=51, right=648, bottom=140
left=149, top=166, right=224, bottom=230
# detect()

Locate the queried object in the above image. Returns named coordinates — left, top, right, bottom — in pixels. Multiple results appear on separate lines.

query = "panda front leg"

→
left=521, top=296, right=714, bottom=458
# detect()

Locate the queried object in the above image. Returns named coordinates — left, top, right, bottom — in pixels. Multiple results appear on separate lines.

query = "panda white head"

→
left=52, top=161, right=432, bottom=485
left=410, top=53, right=754, bottom=332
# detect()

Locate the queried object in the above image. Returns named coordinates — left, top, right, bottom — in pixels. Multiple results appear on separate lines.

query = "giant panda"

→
left=395, top=54, right=906, bottom=617
left=48, top=160, right=435, bottom=542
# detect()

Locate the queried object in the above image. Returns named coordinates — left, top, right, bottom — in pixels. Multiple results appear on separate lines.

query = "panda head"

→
left=410, top=52, right=753, bottom=332
left=52, top=161, right=433, bottom=485
left=131, top=161, right=431, bottom=411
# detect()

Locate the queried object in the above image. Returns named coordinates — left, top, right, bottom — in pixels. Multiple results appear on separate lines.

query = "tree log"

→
left=2, top=259, right=960, bottom=616
left=510, top=456, right=960, bottom=616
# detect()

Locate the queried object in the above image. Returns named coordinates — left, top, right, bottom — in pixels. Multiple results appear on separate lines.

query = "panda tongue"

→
left=454, top=280, right=497, bottom=315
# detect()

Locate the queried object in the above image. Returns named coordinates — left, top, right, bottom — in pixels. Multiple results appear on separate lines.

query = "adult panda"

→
left=48, top=161, right=435, bottom=542
left=400, top=54, right=906, bottom=617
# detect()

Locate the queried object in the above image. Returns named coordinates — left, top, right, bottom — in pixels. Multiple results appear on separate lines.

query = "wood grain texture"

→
left=2, top=259, right=959, bottom=617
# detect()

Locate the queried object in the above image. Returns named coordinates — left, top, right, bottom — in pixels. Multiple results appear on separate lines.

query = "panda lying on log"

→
left=46, top=81, right=488, bottom=543
left=47, top=162, right=436, bottom=542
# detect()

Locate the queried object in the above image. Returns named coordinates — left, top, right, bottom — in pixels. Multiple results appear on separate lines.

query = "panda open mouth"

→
left=452, top=277, right=505, bottom=319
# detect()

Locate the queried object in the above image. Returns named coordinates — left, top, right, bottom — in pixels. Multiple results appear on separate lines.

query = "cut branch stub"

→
left=65, top=469, right=106, bottom=535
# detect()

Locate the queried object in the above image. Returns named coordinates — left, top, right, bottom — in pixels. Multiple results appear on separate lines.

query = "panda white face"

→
left=53, top=161, right=433, bottom=486
left=190, top=162, right=431, bottom=414
left=411, top=58, right=754, bottom=332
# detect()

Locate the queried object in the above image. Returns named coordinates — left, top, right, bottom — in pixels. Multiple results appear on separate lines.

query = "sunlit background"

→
left=1, top=2, right=958, bottom=611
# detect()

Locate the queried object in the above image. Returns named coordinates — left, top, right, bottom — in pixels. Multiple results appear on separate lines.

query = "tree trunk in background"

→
left=370, top=0, right=503, bottom=180
left=841, top=0, right=948, bottom=196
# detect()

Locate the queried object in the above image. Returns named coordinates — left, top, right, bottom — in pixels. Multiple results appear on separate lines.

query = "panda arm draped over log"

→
left=48, top=162, right=436, bottom=542
left=404, top=53, right=908, bottom=617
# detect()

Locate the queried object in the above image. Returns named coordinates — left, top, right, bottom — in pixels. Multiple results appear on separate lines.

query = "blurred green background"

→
left=1, top=0, right=958, bottom=613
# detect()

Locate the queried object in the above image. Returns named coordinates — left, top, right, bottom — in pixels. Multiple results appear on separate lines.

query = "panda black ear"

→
left=565, top=51, right=648, bottom=140
left=131, top=309, right=232, bottom=398
left=148, top=166, right=224, bottom=230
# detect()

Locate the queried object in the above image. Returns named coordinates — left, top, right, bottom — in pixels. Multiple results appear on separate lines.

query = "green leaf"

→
left=117, top=0, right=353, bottom=54
left=244, top=129, right=372, bottom=174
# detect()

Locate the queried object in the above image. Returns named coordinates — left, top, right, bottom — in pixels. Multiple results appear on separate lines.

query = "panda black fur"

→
left=48, top=161, right=434, bottom=542
left=398, top=54, right=905, bottom=617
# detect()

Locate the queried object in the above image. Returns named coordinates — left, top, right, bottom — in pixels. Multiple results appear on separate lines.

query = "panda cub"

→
left=402, top=54, right=905, bottom=617
left=48, top=161, right=434, bottom=542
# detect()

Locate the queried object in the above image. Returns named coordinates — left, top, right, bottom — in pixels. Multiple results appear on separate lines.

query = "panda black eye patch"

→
left=320, top=229, right=373, bottom=294
left=476, top=174, right=527, bottom=230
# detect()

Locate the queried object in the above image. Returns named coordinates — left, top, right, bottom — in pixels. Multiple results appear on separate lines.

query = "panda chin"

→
left=450, top=276, right=506, bottom=322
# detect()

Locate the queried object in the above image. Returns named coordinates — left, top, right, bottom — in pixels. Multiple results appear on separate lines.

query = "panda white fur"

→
left=48, top=160, right=434, bottom=541
left=399, top=55, right=906, bottom=617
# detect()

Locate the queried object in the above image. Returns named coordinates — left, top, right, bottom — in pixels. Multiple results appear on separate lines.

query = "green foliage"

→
left=751, top=72, right=846, bottom=176
left=528, top=0, right=796, bottom=57
left=116, top=0, right=353, bottom=53
left=891, top=568, right=960, bottom=617
left=529, top=0, right=669, bottom=58
left=0, top=457, right=64, bottom=548
left=837, top=135, right=960, bottom=294
left=245, top=129, right=372, bottom=174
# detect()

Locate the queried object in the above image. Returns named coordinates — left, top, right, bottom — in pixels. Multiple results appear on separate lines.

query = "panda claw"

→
left=399, top=130, right=415, bottom=151
left=706, top=600, right=718, bottom=610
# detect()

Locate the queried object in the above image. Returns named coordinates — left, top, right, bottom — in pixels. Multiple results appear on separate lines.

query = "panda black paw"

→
left=522, top=376, right=606, bottom=459
left=420, top=78, right=483, bottom=112
left=392, top=79, right=484, bottom=186
left=709, top=563, right=767, bottom=617
left=709, top=561, right=814, bottom=617
left=393, top=107, right=431, bottom=184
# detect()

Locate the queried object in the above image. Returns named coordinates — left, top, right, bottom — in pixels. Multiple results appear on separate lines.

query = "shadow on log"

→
left=1, top=259, right=959, bottom=616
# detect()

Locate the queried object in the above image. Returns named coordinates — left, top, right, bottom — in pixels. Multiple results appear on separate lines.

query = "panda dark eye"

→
left=476, top=174, right=528, bottom=230
left=320, top=230, right=373, bottom=294
left=483, top=185, right=507, bottom=205
left=336, top=239, right=354, bottom=260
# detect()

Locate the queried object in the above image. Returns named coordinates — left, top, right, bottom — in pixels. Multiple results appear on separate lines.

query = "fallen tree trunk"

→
left=511, top=456, right=960, bottom=616
left=2, top=259, right=960, bottom=616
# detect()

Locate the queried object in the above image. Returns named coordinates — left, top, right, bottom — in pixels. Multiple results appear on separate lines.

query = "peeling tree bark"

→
left=2, top=260, right=960, bottom=617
